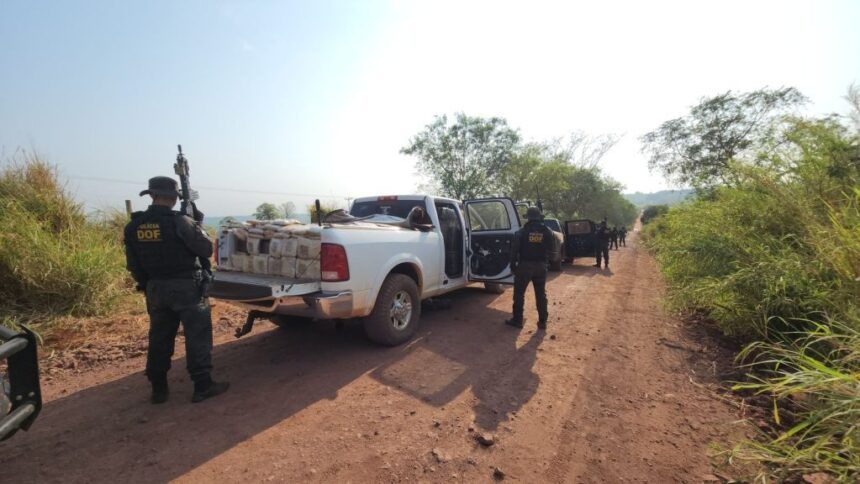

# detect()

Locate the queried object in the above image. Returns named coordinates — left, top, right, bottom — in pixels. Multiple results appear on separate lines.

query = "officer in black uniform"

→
left=505, top=206, right=555, bottom=330
left=593, top=220, right=610, bottom=269
left=124, top=176, right=229, bottom=404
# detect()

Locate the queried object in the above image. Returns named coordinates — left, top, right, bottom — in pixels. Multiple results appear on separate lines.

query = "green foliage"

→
left=641, top=87, right=807, bottom=189
left=499, top=141, right=638, bottom=227
left=645, top=101, right=860, bottom=480
left=401, top=113, right=520, bottom=199
left=0, top=156, right=130, bottom=327
left=640, top=204, right=669, bottom=224
left=307, top=201, right=344, bottom=223
left=253, top=202, right=279, bottom=220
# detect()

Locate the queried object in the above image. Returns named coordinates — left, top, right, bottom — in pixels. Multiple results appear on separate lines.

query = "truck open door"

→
left=464, top=198, right=521, bottom=284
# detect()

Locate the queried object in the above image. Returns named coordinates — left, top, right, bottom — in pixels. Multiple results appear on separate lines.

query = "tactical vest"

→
left=127, top=206, right=201, bottom=279
left=518, top=222, right=551, bottom=262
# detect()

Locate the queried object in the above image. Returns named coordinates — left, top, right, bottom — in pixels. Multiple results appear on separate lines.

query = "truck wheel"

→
left=363, top=274, right=421, bottom=346
left=484, top=282, right=507, bottom=294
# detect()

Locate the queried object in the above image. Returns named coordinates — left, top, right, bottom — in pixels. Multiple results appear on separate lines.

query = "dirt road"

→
left=1, top=232, right=746, bottom=483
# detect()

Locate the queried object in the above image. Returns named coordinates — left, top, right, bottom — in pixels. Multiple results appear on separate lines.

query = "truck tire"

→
left=484, top=282, right=507, bottom=294
left=363, top=274, right=421, bottom=346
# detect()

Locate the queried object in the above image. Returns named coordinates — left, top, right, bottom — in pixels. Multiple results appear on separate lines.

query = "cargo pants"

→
left=144, top=278, right=213, bottom=384
left=512, top=260, right=548, bottom=323
left=595, top=243, right=610, bottom=267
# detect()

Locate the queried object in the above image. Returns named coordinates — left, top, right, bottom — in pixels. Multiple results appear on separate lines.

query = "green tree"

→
left=254, top=202, right=279, bottom=220
left=640, top=204, right=669, bottom=224
left=401, top=113, right=520, bottom=199
left=641, top=87, right=807, bottom=188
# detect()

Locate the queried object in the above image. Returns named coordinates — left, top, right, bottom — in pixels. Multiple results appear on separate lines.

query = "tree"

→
left=401, top=113, right=520, bottom=199
left=641, top=87, right=807, bottom=188
left=254, top=202, right=279, bottom=220
left=279, top=201, right=296, bottom=218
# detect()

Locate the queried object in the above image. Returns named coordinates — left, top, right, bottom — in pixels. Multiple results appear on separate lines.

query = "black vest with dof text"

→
left=127, top=207, right=201, bottom=279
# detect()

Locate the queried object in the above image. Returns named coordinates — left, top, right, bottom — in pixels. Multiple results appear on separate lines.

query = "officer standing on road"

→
left=124, top=176, right=229, bottom=404
left=610, top=226, right=619, bottom=250
left=505, top=206, right=555, bottom=330
left=619, top=226, right=628, bottom=247
left=593, top=221, right=610, bottom=269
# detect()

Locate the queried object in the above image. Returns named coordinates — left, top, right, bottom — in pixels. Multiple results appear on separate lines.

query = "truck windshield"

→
left=351, top=200, right=428, bottom=220
left=543, top=219, right=561, bottom=232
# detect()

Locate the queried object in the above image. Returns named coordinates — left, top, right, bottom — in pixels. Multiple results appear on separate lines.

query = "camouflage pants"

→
left=512, top=261, right=548, bottom=323
left=144, top=279, right=213, bottom=384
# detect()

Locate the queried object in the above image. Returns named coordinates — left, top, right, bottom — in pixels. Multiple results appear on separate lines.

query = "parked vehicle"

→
left=563, top=219, right=597, bottom=261
left=210, top=195, right=522, bottom=346
left=542, top=218, right=565, bottom=271
left=0, top=324, right=41, bottom=441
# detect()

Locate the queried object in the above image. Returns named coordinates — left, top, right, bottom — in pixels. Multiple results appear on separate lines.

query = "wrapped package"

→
left=297, top=237, right=321, bottom=260
left=246, top=236, right=262, bottom=255
left=280, top=257, right=297, bottom=278
left=230, top=254, right=247, bottom=272
left=269, top=237, right=286, bottom=257
left=252, top=255, right=269, bottom=274
left=268, top=256, right=282, bottom=275
left=281, top=237, right=298, bottom=258
left=296, top=258, right=320, bottom=280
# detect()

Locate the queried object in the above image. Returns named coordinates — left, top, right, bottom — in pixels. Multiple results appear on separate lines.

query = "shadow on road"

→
left=1, top=285, right=542, bottom=483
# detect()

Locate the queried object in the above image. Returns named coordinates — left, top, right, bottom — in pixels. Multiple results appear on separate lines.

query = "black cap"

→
left=140, top=176, right=181, bottom=198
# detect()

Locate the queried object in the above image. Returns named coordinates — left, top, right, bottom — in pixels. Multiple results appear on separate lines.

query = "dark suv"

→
left=563, top=219, right=597, bottom=261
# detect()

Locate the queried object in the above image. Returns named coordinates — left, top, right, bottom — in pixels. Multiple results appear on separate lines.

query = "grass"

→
left=0, top=154, right=134, bottom=339
left=645, top=116, right=860, bottom=481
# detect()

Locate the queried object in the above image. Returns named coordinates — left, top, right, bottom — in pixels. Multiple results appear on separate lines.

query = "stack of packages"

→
left=219, top=219, right=321, bottom=280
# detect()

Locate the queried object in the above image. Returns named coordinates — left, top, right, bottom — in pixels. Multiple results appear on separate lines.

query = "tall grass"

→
left=645, top=116, right=859, bottom=480
left=0, top=155, right=131, bottom=331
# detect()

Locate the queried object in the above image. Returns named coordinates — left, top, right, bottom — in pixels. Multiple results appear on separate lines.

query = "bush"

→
left=0, top=156, right=131, bottom=330
left=645, top=115, right=859, bottom=480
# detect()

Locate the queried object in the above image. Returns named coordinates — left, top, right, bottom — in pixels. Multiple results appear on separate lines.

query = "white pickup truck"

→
left=210, top=195, right=523, bottom=345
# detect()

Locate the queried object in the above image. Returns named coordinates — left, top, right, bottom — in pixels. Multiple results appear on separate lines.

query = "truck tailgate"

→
left=210, top=271, right=321, bottom=301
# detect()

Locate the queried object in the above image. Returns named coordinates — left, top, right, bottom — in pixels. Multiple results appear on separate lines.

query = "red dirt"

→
left=1, top=231, right=749, bottom=483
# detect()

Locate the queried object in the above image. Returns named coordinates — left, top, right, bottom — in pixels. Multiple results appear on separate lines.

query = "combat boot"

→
left=537, top=321, right=547, bottom=330
left=191, top=376, right=230, bottom=403
left=504, top=318, right=524, bottom=329
left=149, top=372, right=169, bottom=405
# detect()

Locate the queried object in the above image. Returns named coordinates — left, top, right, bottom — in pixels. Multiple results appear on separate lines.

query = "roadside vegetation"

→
left=402, top=113, right=638, bottom=227
left=0, top=154, right=134, bottom=338
left=642, top=87, right=860, bottom=481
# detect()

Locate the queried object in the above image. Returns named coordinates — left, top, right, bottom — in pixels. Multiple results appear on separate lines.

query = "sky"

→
left=1, top=0, right=858, bottom=216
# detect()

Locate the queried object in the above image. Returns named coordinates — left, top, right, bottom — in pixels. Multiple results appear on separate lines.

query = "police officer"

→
left=619, top=226, right=628, bottom=247
left=593, top=221, right=610, bottom=269
left=124, top=176, right=229, bottom=404
left=505, top=206, right=555, bottom=330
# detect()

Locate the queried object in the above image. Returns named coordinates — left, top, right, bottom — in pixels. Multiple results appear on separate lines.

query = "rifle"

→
left=535, top=185, right=544, bottom=213
left=174, top=145, right=213, bottom=295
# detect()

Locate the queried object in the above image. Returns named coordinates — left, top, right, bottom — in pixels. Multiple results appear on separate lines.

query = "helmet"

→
left=525, top=206, right=543, bottom=221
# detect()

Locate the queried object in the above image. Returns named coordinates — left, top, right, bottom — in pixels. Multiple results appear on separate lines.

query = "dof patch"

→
left=137, top=223, right=162, bottom=242
left=528, top=233, right=544, bottom=243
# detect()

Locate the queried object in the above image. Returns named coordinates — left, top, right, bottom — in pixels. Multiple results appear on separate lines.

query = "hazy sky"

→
left=2, top=0, right=858, bottom=216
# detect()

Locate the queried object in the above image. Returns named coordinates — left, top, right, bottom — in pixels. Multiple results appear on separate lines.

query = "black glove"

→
left=190, top=202, right=205, bottom=223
